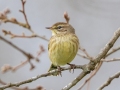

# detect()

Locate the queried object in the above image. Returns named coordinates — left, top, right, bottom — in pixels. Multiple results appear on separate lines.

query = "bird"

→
left=46, top=22, right=79, bottom=76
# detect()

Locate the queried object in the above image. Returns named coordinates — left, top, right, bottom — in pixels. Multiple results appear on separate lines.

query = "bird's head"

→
left=46, top=22, right=75, bottom=36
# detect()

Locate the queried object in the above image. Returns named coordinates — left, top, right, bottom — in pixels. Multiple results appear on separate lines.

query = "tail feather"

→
left=48, top=64, right=58, bottom=76
left=48, top=64, right=57, bottom=71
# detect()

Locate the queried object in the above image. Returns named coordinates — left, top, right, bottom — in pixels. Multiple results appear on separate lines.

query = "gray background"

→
left=0, top=0, right=120, bottom=90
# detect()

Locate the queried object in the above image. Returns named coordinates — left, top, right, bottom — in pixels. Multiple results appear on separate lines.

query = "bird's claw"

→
left=67, top=63, right=76, bottom=73
left=57, top=66, right=63, bottom=77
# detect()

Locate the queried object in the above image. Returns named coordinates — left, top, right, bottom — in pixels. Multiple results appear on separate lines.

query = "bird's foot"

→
left=57, top=66, right=63, bottom=77
left=67, top=63, right=76, bottom=73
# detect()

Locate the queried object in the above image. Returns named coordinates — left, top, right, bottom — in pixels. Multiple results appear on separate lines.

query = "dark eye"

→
left=57, top=26, right=62, bottom=29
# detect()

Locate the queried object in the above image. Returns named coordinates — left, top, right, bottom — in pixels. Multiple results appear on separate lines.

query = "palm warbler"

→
left=46, top=22, right=79, bottom=75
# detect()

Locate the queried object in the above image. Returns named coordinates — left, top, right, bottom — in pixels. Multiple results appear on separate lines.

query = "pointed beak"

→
left=46, top=27, right=52, bottom=29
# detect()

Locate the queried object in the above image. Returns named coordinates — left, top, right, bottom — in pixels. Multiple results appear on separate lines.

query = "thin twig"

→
left=77, top=46, right=120, bottom=89
left=0, top=65, right=84, bottom=89
left=0, top=36, right=30, bottom=57
left=19, top=0, right=33, bottom=32
left=36, top=45, right=45, bottom=58
left=106, top=46, right=120, bottom=57
left=1, top=43, right=45, bottom=73
left=1, top=60, right=28, bottom=73
left=102, top=58, right=120, bottom=62
left=2, top=29, right=49, bottom=41
left=64, top=11, right=70, bottom=23
left=0, top=79, right=44, bottom=90
left=1, top=14, right=49, bottom=41
left=1, top=18, right=30, bottom=29
left=0, top=36, right=38, bottom=61
left=0, top=6, right=48, bottom=41
left=98, top=71, right=120, bottom=90
left=0, top=36, right=40, bottom=71
left=0, top=8, right=10, bottom=20
left=77, top=52, right=89, bottom=59
left=79, top=47, right=93, bottom=60
left=78, top=62, right=102, bottom=90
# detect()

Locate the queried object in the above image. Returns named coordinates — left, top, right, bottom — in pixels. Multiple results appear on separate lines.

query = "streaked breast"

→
left=48, top=34, right=79, bottom=66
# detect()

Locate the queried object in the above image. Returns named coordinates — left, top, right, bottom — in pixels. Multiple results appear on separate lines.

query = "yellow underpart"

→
left=48, top=34, right=79, bottom=66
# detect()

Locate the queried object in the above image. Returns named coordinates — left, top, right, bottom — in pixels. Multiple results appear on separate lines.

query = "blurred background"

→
left=0, top=0, right=120, bottom=90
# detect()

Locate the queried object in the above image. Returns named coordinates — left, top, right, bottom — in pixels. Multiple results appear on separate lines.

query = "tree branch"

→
left=102, top=58, right=120, bottom=62
left=98, top=71, right=120, bottom=90
left=106, top=46, right=120, bottom=57
left=78, top=62, right=102, bottom=90
left=0, top=36, right=40, bottom=71
left=62, top=27, right=120, bottom=90
left=0, top=36, right=39, bottom=61
left=79, top=47, right=93, bottom=60
left=0, top=65, right=84, bottom=89
left=62, top=71, right=88, bottom=90
left=2, top=29, right=49, bottom=41
left=1, top=45, right=44, bottom=72
left=0, top=79, right=44, bottom=90
left=19, top=0, right=32, bottom=32
left=0, top=6, right=49, bottom=41
left=77, top=52, right=89, bottom=59
left=77, top=46, right=120, bottom=89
